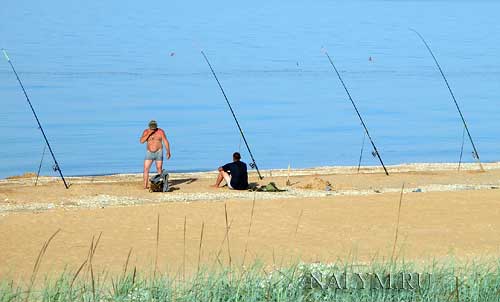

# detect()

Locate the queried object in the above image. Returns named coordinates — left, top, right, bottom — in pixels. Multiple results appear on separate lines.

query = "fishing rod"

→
left=410, top=29, right=484, bottom=172
left=2, top=49, right=70, bottom=188
left=323, top=49, right=389, bottom=176
left=201, top=50, right=263, bottom=180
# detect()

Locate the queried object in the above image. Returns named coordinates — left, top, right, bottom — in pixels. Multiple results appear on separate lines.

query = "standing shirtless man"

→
left=140, top=120, right=171, bottom=189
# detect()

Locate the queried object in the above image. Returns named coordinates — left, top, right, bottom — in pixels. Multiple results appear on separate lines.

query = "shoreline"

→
left=2, top=161, right=498, bottom=183
left=1, top=161, right=499, bottom=215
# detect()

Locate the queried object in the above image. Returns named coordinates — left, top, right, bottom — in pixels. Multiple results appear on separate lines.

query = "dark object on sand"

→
left=410, top=29, right=484, bottom=172
left=255, top=182, right=285, bottom=192
left=201, top=50, right=263, bottom=180
left=2, top=49, right=69, bottom=189
left=150, top=170, right=169, bottom=192
left=323, top=49, right=389, bottom=176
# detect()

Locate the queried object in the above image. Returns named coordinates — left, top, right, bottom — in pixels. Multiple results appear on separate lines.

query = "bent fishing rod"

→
left=323, top=49, right=389, bottom=175
left=2, top=49, right=69, bottom=188
left=201, top=51, right=263, bottom=180
left=410, top=29, right=484, bottom=172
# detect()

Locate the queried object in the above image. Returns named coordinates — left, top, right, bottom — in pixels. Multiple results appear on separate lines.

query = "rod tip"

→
left=2, top=49, right=10, bottom=61
left=190, top=40, right=202, bottom=52
left=409, top=28, right=421, bottom=37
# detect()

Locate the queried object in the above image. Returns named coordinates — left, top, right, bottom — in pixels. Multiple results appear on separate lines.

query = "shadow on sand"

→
left=170, top=178, right=197, bottom=186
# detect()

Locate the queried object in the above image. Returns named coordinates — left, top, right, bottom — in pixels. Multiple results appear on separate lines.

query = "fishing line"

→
left=357, top=131, right=366, bottom=174
left=2, top=49, right=69, bottom=188
left=458, top=126, right=466, bottom=171
left=35, top=145, right=46, bottom=186
left=410, top=29, right=484, bottom=172
left=323, top=48, right=389, bottom=176
left=201, top=50, right=263, bottom=179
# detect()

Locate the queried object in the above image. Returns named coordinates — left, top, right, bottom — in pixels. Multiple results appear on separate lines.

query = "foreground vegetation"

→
left=1, top=259, right=499, bottom=302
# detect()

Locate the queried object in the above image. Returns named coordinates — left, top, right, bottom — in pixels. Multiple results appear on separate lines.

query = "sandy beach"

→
left=1, top=162, right=499, bottom=281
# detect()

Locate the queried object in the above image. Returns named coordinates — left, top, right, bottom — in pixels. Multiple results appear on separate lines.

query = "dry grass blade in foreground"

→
left=154, top=214, right=160, bottom=277
left=182, top=216, right=186, bottom=282
left=391, top=183, right=405, bottom=261
left=25, top=228, right=60, bottom=302
left=197, top=221, right=205, bottom=273
left=242, top=192, right=256, bottom=267
left=224, top=203, right=232, bottom=269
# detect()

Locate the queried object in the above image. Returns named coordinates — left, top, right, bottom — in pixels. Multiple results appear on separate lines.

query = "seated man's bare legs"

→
left=212, top=170, right=230, bottom=188
left=143, top=159, right=153, bottom=189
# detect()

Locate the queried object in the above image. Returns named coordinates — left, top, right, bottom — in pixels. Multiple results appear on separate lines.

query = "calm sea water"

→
left=1, top=0, right=499, bottom=178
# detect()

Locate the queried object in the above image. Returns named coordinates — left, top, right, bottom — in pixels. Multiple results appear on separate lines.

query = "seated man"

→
left=212, top=152, right=248, bottom=190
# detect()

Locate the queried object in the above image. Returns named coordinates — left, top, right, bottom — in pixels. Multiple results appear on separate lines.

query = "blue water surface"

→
left=0, top=0, right=499, bottom=178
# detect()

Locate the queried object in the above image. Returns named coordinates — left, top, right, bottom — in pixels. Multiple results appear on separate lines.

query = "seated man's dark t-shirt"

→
left=222, top=161, right=248, bottom=190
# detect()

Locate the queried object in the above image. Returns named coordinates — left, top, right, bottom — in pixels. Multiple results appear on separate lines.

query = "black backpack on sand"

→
left=149, top=169, right=169, bottom=192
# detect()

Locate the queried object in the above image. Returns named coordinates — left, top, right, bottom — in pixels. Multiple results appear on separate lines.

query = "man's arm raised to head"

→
left=140, top=129, right=152, bottom=144
left=160, top=129, right=171, bottom=159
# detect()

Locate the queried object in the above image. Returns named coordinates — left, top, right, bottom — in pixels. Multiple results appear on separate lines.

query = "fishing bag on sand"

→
left=252, top=182, right=285, bottom=192
left=149, top=169, right=169, bottom=192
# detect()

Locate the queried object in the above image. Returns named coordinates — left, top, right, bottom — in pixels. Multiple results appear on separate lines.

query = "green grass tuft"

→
left=1, top=259, right=499, bottom=301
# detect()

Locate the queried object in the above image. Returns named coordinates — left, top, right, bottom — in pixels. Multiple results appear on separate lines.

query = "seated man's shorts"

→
left=223, top=173, right=233, bottom=189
